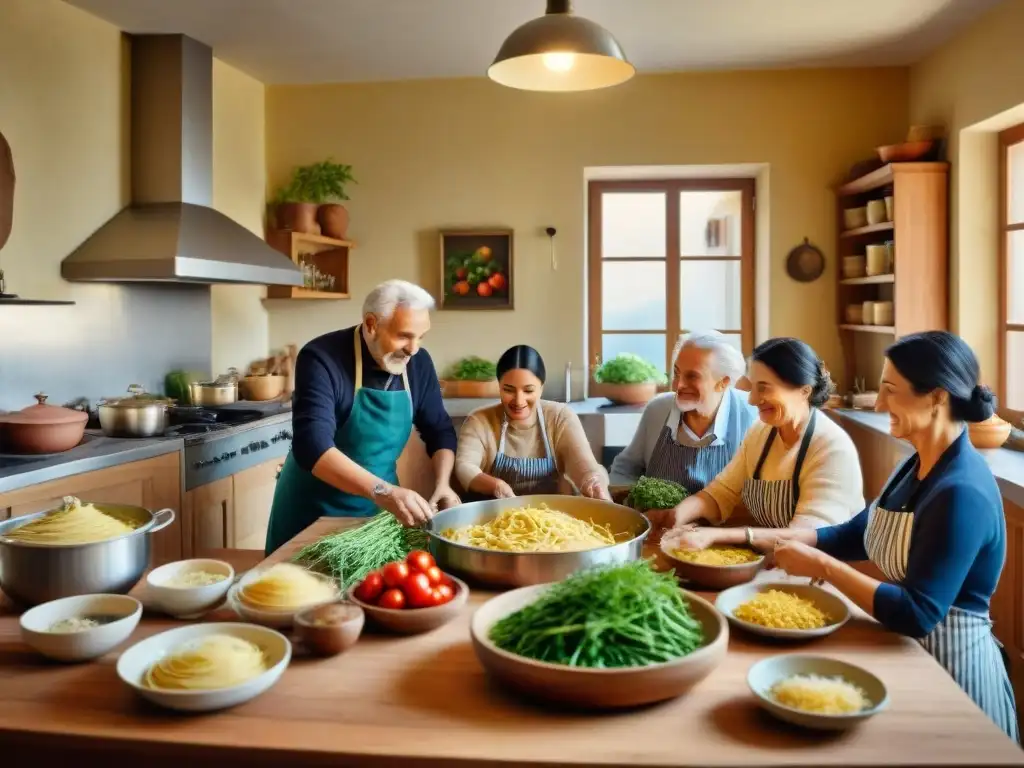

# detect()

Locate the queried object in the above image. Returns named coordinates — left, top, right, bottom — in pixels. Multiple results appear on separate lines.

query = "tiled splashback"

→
left=0, top=283, right=212, bottom=411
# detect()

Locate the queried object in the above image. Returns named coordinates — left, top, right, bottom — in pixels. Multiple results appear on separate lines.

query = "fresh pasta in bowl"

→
left=1, top=496, right=138, bottom=545
left=715, top=582, right=850, bottom=640
left=439, top=504, right=621, bottom=553
left=229, top=563, right=340, bottom=627
left=117, top=623, right=291, bottom=712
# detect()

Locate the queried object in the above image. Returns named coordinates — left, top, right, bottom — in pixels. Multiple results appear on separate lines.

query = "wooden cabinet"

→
left=185, top=458, right=283, bottom=556
left=0, top=453, right=183, bottom=565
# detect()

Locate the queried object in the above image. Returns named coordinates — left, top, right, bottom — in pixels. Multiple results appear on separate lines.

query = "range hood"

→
left=61, top=35, right=302, bottom=287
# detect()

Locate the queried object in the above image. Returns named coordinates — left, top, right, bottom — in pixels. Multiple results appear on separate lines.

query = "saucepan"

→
left=98, top=385, right=175, bottom=438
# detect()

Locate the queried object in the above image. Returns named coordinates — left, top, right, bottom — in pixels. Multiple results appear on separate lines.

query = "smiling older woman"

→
left=686, top=332, right=1017, bottom=741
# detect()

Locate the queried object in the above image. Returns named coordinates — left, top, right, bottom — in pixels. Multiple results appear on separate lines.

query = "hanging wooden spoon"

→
left=0, top=130, right=14, bottom=252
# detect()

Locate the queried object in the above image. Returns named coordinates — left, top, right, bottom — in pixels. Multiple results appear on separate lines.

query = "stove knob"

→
left=230, top=450, right=237, bottom=458
left=220, top=452, right=230, bottom=461
left=241, top=447, right=249, bottom=455
left=249, top=441, right=259, bottom=451
left=282, top=430, right=293, bottom=440
left=193, top=461, right=204, bottom=469
left=260, top=440, right=270, bottom=449
left=212, top=456, right=221, bottom=463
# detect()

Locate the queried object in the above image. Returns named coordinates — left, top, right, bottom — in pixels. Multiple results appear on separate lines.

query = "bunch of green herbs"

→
left=593, top=353, right=668, bottom=385
left=446, top=356, right=498, bottom=382
left=488, top=560, right=704, bottom=668
left=274, top=159, right=356, bottom=204
left=292, top=511, right=428, bottom=589
left=625, top=475, right=689, bottom=510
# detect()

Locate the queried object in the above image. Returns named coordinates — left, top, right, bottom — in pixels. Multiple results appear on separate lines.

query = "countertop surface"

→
left=442, top=396, right=645, bottom=419
left=0, top=518, right=1019, bottom=767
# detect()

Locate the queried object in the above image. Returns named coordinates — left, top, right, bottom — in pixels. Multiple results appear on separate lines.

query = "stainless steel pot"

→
left=97, top=384, right=173, bottom=438
left=189, top=381, right=237, bottom=406
left=425, top=495, right=650, bottom=588
left=0, top=503, right=175, bottom=606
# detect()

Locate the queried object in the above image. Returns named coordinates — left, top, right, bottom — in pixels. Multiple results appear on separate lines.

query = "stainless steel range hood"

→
left=61, top=35, right=302, bottom=287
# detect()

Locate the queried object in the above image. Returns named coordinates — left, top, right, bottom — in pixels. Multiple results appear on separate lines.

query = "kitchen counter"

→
left=0, top=518, right=1019, bottom=767
left=441, top=396, right=645, bottom=419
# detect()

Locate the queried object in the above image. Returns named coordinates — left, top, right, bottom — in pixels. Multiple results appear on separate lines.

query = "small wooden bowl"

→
left=660, top=540, right=764, bottom=590
left=599, top=382, right=658, bottom=406
left=471, top=584, right=728, bottom=709
left=876, top=140, right=933, bottom=164
left=968, top=416, right=1011, bottom=450
left=241, top=375, right=285, bottom=401
left=347, top=575, right=469, bottom=634
left=294, top=601, right=364, bottom=656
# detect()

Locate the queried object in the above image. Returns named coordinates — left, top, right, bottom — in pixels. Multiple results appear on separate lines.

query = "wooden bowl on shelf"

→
left=850, top=391, right=878, bottom=410
left=241, top=375, right=286, bottom=401
left=876, top=141, right=933, bottom=164
left=968, top=416, right=1011, bottom=450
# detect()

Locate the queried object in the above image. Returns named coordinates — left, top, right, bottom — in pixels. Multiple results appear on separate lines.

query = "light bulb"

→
left=542, top=52, right=575, bottom=72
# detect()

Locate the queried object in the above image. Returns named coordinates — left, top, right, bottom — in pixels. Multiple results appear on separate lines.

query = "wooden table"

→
left=1, top=518, right=1022, bottom=768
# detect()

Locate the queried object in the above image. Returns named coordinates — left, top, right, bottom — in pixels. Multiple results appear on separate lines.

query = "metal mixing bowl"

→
left=0, top=503, right=176, bottom=606
left=425, top=495, right=650, bottom=588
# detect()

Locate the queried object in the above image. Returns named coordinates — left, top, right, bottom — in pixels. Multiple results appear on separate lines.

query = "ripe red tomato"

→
left=423, top=565, right=444, bottom=586
left=436, top=583, right=455, bottom=603
left=476, top=281, right=493, bottom=297
left=381, top=561, right=410, bottom=589
left=353, top=571, right=384, bottom=603
left=403, top=571, right=434, bottom=608
left=377, top=588, right=405, bottom=610
left=453, top=280, right=470, bottom=296
left=406, top=550, right=435, bottom=573
left=488, top=273, right=506, bottom=291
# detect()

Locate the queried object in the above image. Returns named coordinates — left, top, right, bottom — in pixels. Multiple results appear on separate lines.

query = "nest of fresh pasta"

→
left=439, top=504, right=630, bottom=553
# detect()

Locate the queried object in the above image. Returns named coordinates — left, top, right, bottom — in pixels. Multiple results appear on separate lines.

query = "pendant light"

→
left=488, top=0, right=635, bottom=92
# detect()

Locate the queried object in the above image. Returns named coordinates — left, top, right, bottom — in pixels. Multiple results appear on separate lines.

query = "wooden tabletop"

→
left=1, top=517, right=1021, bottom=768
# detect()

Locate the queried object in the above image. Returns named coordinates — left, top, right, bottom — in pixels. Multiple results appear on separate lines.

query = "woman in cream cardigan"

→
left=455, top=345, right=610, bottom=500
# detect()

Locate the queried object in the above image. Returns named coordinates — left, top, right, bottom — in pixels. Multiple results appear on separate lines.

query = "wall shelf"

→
left=840, top=324, right=896, bottom=334
left=264, top=230, right=355, bottom=301
left=841, top=274, right=895, bottom=286
left=840, top=222, right=894, bottom=239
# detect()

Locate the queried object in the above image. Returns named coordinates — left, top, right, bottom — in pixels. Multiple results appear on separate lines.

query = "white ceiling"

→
left=64, top=0, right=1002, bottom=85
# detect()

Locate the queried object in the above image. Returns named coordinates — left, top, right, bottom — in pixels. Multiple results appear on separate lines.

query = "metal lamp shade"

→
left=488, top=9, right=635, bottom=92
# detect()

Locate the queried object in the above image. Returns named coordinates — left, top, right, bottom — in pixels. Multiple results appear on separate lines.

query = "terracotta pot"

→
left=440, top=380, right=499, bottom=399
left=598, top=382, right=658, bottom=406
left=317, top=204, right=350, bottom=240
left=0, top=393, right=88, bottom=454
left=241, top=375, right=286, bottom=401
left=275, top=202, right=319, bottom=234
left=968, top=416, right=1011, bottom=450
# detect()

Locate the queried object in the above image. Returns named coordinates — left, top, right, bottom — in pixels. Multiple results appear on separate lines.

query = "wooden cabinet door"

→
left=230, top=459, right=282, bottom=551
left=184, top=477, right=234, bottom=557
left=0, top=453, right=183, bottom=565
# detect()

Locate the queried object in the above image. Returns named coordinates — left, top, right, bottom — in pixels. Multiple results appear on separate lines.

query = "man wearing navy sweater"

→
left=265, top=280, right=459, bottom=554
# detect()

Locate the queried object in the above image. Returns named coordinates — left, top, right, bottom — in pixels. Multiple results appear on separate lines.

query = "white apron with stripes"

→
left=739, top=410, right=817, bottom=528
left=646, top=426, right=731, bottom=495
left=864, top=497, right=1019, bottom=742
left=489, top=401, right=561, bottom=496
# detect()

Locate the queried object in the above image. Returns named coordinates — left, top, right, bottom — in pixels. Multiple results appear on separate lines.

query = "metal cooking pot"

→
left=0, top=503, right=175, bottom=606
left=98, top=385, right=173, bottom=438
left=189, top=381, right=238, bottom=407
left=425, top=494, right=650, bottom=588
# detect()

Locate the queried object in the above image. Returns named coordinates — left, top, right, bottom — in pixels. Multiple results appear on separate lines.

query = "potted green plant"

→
left=272, top=159, right=356, bottom=238
left=440, top=356, right=499, bottom=398
left=592, top=353, right=668, bottom=405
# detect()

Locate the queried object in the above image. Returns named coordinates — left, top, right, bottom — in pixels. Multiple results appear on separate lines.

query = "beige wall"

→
left=909, top=0, right=1024, bottom=385
left=266, top=69, right=909, bottom=392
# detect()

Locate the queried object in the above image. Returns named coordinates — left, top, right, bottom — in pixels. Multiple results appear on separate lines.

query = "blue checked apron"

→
left=646, top=426, right=731, bottom=495
left=265, top=328, right=413, bottom=554
left=489, top=401, right=561, bottom=496
left=864, top=468, right=1019, bottom=742
left=739, top=409, right=817, bottom=528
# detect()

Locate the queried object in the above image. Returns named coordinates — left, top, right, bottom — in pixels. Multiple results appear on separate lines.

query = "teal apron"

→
left=265, top=328, right=413, bottom=554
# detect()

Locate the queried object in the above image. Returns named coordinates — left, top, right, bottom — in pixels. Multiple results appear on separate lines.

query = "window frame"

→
left=586, top=178, right=756, bottom=393
left=998, top=122, right=1024, bottom=421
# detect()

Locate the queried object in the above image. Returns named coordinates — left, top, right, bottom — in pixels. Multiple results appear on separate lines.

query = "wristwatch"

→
left=371, top=482, right=392, bottom=500
left=744, top=526, right=755, bottom=549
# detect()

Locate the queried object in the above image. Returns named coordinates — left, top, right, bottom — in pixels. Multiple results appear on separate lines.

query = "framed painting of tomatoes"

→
left=439, top=228, right=514, bottom=310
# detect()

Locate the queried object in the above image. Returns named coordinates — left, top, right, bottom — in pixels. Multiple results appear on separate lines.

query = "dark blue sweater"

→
left=816, top=430, right=1006, bottom=639
left=290, top=326, right=457, bottom=472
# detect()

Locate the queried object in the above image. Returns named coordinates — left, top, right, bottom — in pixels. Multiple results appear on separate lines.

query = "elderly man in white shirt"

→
left=610, top=331, right=758, bottom=495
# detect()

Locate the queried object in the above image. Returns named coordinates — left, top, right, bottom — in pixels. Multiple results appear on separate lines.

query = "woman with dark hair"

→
left=676, top=331, right=1017, bottom=740
left=652, top=337, right=863, bottom=541
left=455, top=345, right=610, bottom=500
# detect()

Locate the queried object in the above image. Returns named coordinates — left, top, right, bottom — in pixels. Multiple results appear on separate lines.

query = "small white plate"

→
left=116, top=622, right=291, bottom=713
left=715, top=581, right=850, bottom=640
left=146, top=559, right=234, bottom=618
left=20, top=594, right=142, bottom=662
left=748, top=654, right=889, bottom=730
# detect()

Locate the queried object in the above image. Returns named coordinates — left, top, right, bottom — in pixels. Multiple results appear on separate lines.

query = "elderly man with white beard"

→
left=265, top=279, right=459, bottom=554
left=609, top=331, right=756, bottom=495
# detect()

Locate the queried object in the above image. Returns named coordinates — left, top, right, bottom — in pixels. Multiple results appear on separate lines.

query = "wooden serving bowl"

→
left=660, top=540, right=764, bottom=590
left=241, top=375, right=285, bottom=401
left=876, top=140, right=933, bottom=164
left=346, top=575, right=469, bottom=634
left=968, top=416, right=1011, bottom=450
left=470, top=584, right=728, bottom=709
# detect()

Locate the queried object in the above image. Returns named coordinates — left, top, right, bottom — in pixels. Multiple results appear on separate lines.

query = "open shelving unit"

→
left=264, top=230, right=355, bottom=300
left=834, top=161, right=949, bottom=392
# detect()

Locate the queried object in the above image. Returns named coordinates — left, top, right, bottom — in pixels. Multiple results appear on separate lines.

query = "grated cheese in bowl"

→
left=770, top=673, right=870, bottom=715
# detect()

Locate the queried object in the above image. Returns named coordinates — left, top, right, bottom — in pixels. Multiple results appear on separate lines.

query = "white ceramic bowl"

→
left=748, top=654, right=889, bottom=730
left=116, top=622, right=291, bottom=713
left=227, top=567, right=340, bottom=628
left=19, top=594, right=142, bottom=662
left=146, top=559, right=234, bottom=618
left=715, top=581, right=850, bottom=640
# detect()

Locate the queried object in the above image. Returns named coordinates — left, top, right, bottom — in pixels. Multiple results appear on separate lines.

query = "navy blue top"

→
left=816, top=430, right=1006, bottom=638
left=290, top=326, right=457, bottom=472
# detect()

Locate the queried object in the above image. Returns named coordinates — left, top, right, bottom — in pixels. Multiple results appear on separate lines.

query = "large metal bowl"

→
left=425, top=495, right=650, bottom=588
left=0, top=502, right=175, bottom=606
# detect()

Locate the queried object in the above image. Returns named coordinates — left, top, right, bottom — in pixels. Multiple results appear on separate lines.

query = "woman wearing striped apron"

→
left=719, top=332, right=1017, bottom=742
left=653, top=338, right=863, bottom=542
left=455, top=345, right=610, bottom=500
left=610, top=331, right=756, bottom=495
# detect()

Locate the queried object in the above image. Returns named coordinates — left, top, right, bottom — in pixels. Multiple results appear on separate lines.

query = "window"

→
left=587, top=179, right=755, bottom=386
left=999, top=123, right=1024, bottom=415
